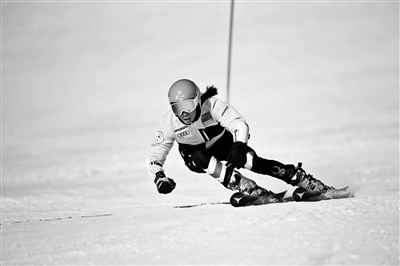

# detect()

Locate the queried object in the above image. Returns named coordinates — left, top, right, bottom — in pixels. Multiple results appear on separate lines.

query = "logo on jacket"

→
left=176, top=128, right=193, bottom=139
left=154, top=131, right=164, bottom=144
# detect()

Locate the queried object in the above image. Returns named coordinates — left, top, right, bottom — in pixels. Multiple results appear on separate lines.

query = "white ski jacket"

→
left=146, top=95, right=249, bottom=176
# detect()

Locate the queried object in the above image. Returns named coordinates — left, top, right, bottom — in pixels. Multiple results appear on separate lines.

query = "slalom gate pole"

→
left=227, top=0, right=234, bottom=104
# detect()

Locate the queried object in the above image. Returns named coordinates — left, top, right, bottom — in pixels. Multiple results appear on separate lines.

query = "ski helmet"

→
left=168, top=79, right=200, bottom=116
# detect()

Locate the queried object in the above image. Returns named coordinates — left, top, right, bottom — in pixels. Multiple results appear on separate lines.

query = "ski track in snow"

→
left=2, top=2, right=399, bottom=265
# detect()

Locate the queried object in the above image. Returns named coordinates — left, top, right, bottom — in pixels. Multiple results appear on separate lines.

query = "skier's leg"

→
left=178, top=146, right=207, bottom=173
left=205, top=155, right=273, bottom=196
left=181, top=148, right=272, bottom=196
left=207, top=131, right=294, bottom=182
left=243, top=148, right=296, bottom=183
left=244, top=149, right=333, bottom=191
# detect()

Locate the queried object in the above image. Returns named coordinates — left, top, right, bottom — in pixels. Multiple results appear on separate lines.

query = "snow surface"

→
left=1, top=1, right=399, bottom=265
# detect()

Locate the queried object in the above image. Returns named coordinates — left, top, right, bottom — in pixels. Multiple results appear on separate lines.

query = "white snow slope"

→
left=2, top=1, right=399, bottom=265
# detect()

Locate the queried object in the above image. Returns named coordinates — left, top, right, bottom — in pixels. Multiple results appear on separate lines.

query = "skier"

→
left=146, top=79, right=334, bottom=197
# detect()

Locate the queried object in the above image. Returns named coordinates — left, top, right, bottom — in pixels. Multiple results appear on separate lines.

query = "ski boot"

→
left=232, top=170, right=274, bottom=196
left=289, top=163, right=334, bottom=192
left=228, top=170, right=287, bottom=207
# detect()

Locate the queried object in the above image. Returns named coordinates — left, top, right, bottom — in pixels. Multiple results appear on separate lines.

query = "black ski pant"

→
left=178, top=130, right=295, bottom=183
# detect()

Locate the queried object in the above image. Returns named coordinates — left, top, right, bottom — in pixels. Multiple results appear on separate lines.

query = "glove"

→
left=154, top=171, right=176, bottom=194
left=226, top=141, right=248, bottom=169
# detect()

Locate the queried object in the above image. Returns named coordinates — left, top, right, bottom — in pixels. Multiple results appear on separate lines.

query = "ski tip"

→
left=325, top=186, right=355, bottom=199
left=274, top=190, right=288, bottom=200
left=277, top=190, right=288, bottom=196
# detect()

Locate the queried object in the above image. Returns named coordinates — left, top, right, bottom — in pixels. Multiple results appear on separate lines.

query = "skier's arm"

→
left=212, top=99, right=250, bottom=169
left=212, top=99, right=249, bottom=143
left=146, top=117, right=176, bottom=194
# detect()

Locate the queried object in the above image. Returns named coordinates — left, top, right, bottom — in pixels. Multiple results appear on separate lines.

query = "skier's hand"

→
left=227, top=141, right=248, bottom=169
left=154, top=171, right=176, bottom=194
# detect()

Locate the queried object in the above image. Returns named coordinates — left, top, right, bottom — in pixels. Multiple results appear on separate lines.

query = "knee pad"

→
left=192, top=150, right=211, bottom=169
left=183, top=150, right=211, bottom=173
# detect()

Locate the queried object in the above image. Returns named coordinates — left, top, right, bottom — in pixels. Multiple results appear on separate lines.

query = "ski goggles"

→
left=170, top=96, right=199, bottom=116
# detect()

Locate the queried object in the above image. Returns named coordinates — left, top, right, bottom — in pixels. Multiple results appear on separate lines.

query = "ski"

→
left=292, top=186, right=354, bottom=202
left=230, top=187, right=354, bottom=207
left=230, top=190, right=287, bottom=207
